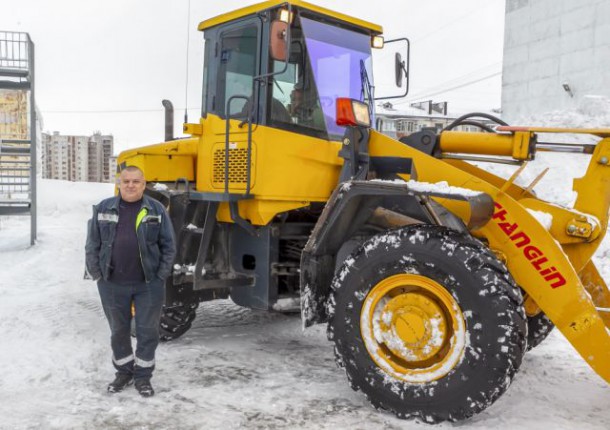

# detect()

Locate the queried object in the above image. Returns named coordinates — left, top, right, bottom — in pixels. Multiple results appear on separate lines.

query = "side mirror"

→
left=395, top=53, right=404, bottom=88
left=270, top=20, right=288, bottom=61
left=374, top=37, right=410, bottom=101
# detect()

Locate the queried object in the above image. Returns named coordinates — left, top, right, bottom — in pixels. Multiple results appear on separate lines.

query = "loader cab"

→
left=194, top=1, right=409, bottom=222
left=199, top=2, right=402, bottom=142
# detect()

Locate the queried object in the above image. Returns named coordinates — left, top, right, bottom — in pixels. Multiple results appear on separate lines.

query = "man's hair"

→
left=121, top=165, right=145, bottom=177
left=116, top=165, right=145, bottom=185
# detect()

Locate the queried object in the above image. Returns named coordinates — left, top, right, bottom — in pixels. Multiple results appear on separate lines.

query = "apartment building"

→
left=42, top=131, right=114, bottom=183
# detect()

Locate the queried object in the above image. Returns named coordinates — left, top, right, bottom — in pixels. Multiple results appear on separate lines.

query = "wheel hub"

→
left=379, top=293, right=448, bottom=362
left=360, top=274, right=466, bottom=383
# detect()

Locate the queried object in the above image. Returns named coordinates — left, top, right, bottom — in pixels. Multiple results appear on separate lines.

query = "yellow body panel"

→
left=198, top=0, right=383, bottom=34
left=216, top=199, right=308, bottom=225
left=117, top=138, right=198, bottom=182
left=518, top=198, right=601, bottom=245
left=196, top=114, right=343, bottom=225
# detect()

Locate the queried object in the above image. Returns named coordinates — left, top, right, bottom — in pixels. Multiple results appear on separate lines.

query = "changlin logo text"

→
left=492, top=202, right=566, bottom=289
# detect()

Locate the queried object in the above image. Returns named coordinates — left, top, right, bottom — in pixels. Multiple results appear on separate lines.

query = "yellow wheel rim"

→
left=360, top=274, right=466, bottom=383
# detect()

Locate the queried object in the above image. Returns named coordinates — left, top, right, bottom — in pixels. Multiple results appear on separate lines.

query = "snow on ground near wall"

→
left=2, top=100, right=610, bottom=429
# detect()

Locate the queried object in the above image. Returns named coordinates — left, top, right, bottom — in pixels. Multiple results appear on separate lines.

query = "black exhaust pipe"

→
left=162, top=99, right=174, bottom=141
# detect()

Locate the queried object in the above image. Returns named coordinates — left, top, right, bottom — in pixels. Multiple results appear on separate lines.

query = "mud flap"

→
left=300, top=179, right=494, bottom=327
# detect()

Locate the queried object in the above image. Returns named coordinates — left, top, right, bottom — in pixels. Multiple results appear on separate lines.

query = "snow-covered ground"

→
left=2, top=102, right=610, bottom=429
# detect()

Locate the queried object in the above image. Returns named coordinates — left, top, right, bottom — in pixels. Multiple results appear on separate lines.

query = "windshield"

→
left=301, top=17, right=374, bottom=140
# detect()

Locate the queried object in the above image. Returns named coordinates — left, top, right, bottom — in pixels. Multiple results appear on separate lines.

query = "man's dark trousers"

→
left=97, top=278, right=165, bottom=380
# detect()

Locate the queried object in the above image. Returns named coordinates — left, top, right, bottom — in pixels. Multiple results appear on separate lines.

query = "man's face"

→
left=119, top=170, right=146, bottom=202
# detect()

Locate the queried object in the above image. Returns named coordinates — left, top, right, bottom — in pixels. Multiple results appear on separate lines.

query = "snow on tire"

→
left=328, top=225, right=527, bottom=423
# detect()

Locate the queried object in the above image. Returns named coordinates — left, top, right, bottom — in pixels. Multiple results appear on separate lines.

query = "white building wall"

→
left=502, top=0, right=610, bottom=121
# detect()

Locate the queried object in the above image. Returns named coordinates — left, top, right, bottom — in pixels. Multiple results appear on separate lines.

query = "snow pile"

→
left=371, top=179, right=483, bottom=197
left=575, top=95, right=610, bottom=120
left=405, top=179, right=482, bottom=197
left=515, top=95, right=610, bottom=144
left=153, top=182, right=169, bottom=191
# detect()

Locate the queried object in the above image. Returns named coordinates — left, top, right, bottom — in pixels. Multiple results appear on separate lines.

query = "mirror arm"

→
left=259, top=2, right=292, bottom=81
left=374, top=37, right=410, bottom=101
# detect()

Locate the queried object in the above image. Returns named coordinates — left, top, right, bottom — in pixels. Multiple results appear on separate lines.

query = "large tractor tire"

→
left=328, top=225, right=527, bottom=423
left=159, top=302, right=199, bottom=341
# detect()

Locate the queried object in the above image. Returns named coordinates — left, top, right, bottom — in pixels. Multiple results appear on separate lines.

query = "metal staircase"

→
left=0, top=31, right=36, bottom=245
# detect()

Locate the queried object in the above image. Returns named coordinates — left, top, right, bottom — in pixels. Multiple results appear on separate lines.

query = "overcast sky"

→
left=2, top=0, right=506, bottom=154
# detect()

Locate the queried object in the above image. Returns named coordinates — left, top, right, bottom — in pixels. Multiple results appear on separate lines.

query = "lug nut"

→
left=600, top=156, right=609, bottom=165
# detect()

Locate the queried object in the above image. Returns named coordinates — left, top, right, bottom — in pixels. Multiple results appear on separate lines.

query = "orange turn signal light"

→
left=336, top=98, right=371, bottom=127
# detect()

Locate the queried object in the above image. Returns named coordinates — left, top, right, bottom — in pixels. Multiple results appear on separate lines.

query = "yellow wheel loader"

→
left=117, top=0, right=610, bottom=422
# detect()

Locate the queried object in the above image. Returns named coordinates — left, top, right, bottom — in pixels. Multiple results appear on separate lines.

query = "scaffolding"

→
left=0, top=31, right=36, bottom=245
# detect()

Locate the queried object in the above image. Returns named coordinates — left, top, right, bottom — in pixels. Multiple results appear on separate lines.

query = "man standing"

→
left=85, top=165, right=176, bottom=397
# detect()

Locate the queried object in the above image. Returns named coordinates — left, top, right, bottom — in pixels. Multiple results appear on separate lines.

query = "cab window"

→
left=214, top=25, right=259, bottom=118
left=267, top=19, right=328, bottom=140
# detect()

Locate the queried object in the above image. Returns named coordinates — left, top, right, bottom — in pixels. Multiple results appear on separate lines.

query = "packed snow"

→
left=526, top=209, right=553, bottom=231
left=370, top=179, right=484, bottom=197
left=2, top=100, right=610, bottom=428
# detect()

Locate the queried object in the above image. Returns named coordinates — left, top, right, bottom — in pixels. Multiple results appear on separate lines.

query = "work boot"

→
left=107, top=373, right=133, bottom=393
left=135, top=378, right=155, bottom=397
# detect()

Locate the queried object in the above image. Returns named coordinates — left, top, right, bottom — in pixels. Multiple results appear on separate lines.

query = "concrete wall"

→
left=502, top=0, right=610, bottom=121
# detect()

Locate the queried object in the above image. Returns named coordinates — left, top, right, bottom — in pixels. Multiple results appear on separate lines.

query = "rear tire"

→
left=328, top=225, right=527, bottom=423
left=527, top=312, right=554, bottom=350
left=159, top=302, right=199, bottom=341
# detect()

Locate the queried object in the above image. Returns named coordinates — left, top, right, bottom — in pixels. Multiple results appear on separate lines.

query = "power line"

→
left=379, top=60, right=501, bottom=103
left=411, top=2, right=496, bottom=44
left=411, top=71, right=501, bottom=100
left=423, top=62, right=501, bottom=92
left=42, top=107, right=201, bottom=114
left=393, top=71, right=501, bottom=106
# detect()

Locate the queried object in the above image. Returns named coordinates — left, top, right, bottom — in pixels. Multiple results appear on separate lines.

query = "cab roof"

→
left=198, top=0, right=383, bottom=34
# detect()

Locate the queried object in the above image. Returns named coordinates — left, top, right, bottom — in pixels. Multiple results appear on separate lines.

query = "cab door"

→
left=200, top=17, right=262, bottom=194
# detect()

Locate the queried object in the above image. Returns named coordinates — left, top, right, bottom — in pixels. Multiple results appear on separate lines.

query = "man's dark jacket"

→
left=85, top=195, right=176, bottom=283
